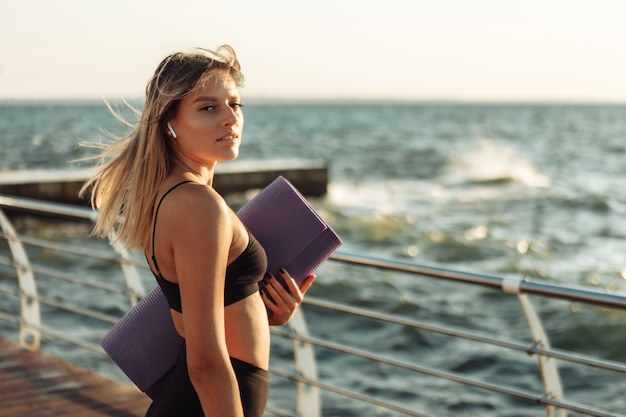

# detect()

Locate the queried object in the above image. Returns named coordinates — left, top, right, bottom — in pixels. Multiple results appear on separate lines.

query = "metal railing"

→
left=1, top=194, right=625, bottom=417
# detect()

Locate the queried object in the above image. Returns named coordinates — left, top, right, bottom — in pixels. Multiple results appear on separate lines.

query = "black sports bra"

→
left=149, top=181, right=267, bottom=312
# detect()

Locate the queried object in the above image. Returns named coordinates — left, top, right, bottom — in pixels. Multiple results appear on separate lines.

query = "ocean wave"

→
left=441, top=138, right=551, bottom=188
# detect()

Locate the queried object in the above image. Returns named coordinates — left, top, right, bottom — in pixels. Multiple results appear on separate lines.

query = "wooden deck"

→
left=0, top=338, right=151, bottom=417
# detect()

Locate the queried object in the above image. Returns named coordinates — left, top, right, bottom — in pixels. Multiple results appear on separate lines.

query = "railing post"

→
left=287, top=308, right=321, bottom=417
left=0, top=208, right=41, bottom=351
left=107, top=231, right=146, bottom=306
left=517, top=293, right=566, bottom=417
left=503, top=276, right=566, bottom=417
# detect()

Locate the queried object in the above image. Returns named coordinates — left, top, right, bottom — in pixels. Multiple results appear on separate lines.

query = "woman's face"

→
left=168, top=71, right=244, bottom=166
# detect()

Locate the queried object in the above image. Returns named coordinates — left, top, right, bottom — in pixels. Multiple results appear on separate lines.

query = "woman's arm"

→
left=166, top=185, right=244, bottom=416
left=260, top=269, right=316, bottom=326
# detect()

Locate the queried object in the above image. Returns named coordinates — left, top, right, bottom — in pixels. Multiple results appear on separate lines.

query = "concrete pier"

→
left=0, top=159, right=328, bottom=206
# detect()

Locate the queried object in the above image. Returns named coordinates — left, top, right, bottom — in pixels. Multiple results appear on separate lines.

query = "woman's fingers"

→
left=299, top=274, right=316, bottom=294
left=260, top=269, right=316, bottom=326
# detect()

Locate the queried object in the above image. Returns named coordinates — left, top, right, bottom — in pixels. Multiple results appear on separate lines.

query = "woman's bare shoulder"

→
left=158, top=182, right=230, bottom=227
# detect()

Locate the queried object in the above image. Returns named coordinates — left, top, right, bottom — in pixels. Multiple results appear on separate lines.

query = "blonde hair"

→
left=80, top=45, right=244, bottom=251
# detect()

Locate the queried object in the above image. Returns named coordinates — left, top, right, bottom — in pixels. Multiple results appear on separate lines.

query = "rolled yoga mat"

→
left=100, top=176, right=342, bottom=398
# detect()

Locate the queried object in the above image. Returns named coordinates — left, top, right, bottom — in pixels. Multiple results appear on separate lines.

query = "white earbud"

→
left=166, top=121, right=178, bottom=139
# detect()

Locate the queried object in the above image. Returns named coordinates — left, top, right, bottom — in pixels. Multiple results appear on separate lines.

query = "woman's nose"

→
left=222, top=107, right=239, bottom=126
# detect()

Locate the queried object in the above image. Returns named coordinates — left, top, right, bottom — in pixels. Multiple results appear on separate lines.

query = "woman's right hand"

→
left=260, top=269, right=315, bottom=326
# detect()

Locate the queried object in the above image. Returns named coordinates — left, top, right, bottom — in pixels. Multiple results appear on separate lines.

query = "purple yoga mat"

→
left=101, top=286, right=182, bottom=399
left=236, top=176, right=341, bottom=286
left=100, top=176, right=341, bottom=398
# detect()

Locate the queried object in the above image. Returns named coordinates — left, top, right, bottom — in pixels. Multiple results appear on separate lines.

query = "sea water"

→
left=1, top=100, right=626, bottom=415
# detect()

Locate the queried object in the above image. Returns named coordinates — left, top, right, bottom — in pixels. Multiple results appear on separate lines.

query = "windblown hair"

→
left=80, top=45, right=244, bottom=251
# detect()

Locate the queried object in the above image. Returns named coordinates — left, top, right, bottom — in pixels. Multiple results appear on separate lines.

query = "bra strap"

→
left=151, top=181, right=194, bottom=273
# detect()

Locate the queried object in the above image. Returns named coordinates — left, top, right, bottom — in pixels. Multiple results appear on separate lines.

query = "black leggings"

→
left=145, top=343, right=269, bottom=417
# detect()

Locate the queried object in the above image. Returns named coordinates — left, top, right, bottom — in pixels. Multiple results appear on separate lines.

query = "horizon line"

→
left=1, top=96, right=626, bottom=106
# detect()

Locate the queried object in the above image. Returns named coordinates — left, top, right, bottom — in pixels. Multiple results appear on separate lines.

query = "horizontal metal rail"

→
left=271, top=323, right=624, bottom=417
left=0, top=311, right=105, bottom=354
left=3, top=232, right=147, bottom=268
left=303, top=296, right=626, bottom=375
left=0, top=194, right=98, bottom=222
left=3, top=194, right=623, bottom=310
left=270, top=365, right=429, bottom=417
left=0, top=195, right=626, bottom=310
left=0, top=284, right=119, bottom=325
left=331, top=251, right=626, bottom=310
left=0, top=255, right=137, bottom=297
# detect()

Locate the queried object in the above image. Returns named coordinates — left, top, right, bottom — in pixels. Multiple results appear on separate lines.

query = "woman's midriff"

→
left=224, top=292, right=271, bottom=369
left=170, top=292, right=270, bottom=370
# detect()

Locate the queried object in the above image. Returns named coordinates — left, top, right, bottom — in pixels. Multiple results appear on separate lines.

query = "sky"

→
left=1, top=0, right=626, bottom=102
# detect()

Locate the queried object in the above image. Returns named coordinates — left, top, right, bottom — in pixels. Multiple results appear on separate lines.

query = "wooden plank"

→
left=0, top=338, right=151, bottom=417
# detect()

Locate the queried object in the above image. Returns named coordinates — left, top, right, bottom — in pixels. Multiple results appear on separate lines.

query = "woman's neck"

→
left=169, top=156, right=215, bottom=186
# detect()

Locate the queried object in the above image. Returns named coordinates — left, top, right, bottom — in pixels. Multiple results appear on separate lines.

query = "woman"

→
left=81, top=45, right=315, bottom=417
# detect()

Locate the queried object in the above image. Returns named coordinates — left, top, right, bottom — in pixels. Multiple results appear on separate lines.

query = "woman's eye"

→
left=200, top=105, right=216, bottom=111
left=230, top=102, right=244, bottom=109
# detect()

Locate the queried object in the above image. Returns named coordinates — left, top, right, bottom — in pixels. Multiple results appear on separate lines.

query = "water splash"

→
left=443, top=139, right=551, bottom=188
